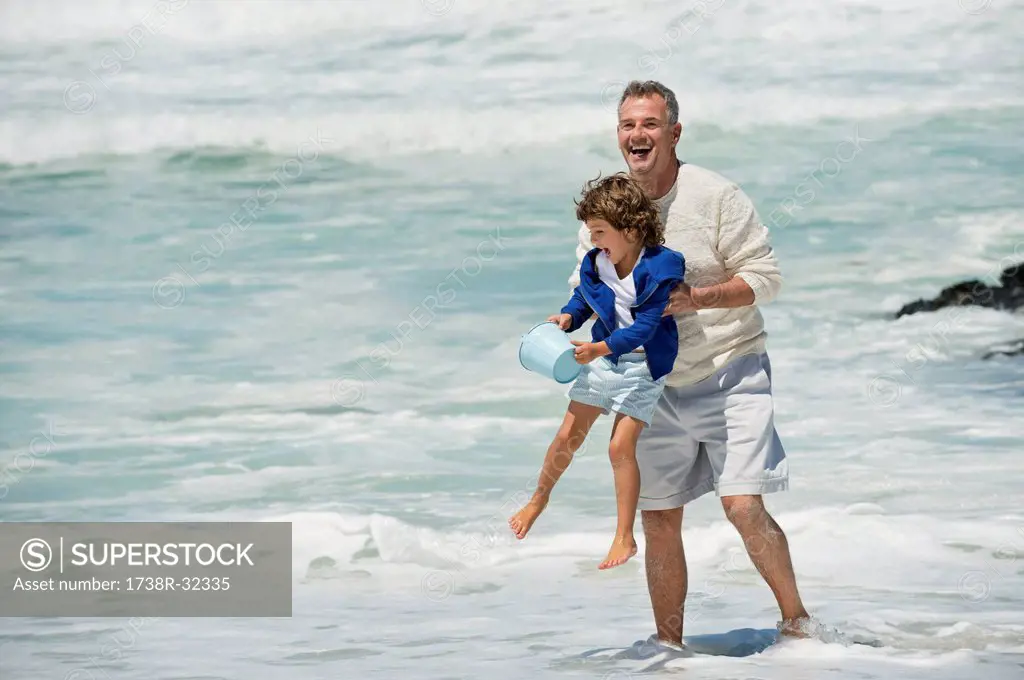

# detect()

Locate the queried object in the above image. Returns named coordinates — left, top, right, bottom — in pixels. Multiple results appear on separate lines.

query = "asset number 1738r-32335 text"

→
left=126, top=576, right=230, bottom=591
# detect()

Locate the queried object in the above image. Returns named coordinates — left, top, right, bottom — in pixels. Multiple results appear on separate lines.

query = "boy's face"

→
left=587, top=218, right=638, bottom=266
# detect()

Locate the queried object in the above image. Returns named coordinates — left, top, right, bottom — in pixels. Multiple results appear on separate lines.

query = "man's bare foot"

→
left=598, top=535, right=637, bottom=570
left=777, top=616, right=813, bottom=639
left=508, top=497, right=547, bottom=539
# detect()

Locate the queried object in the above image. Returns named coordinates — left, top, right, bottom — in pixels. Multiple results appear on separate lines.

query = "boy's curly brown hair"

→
left=574, top=172, right=664, bottom=248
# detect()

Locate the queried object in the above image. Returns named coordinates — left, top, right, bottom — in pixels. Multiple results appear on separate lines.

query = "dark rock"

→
left=982, top=339, right=1024, bottom=360
left=895, top=261, right=1024, bottom=319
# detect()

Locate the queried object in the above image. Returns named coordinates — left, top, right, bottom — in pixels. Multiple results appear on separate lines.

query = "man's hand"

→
left=663, top=282, right=700, bottom=315
left=548, top=313, right=572, bottom=330
left=571, top=340, right=610, bottom=364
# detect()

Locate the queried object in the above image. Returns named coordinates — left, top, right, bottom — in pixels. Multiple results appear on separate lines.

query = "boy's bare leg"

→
left=509, top=401, right=603, bottom=539
left=598, top=413, right=644, bottom=570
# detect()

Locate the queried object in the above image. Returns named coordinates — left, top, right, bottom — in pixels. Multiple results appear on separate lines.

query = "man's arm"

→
left=664, top=277, right=755, bottom=314
left=566, top=223, right=600, bottom=322
left=567, top=223, right=593, bottom=292
left=714, top=183, right=783, bottom=305
left=667, top=183, right=782, bottom=313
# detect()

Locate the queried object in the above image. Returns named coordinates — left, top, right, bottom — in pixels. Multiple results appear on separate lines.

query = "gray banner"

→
left=0, top=522, right=291, bottom=617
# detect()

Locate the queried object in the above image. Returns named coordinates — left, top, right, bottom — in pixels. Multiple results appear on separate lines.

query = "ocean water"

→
left=2, top=0, right=1024, bottom=677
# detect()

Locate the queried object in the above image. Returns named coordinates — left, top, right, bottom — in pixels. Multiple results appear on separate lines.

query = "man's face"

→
left=616, top=94, right=681, bottom=178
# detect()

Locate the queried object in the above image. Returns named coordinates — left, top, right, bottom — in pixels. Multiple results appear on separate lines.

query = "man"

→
left=568, top=80, right=811, bottom=649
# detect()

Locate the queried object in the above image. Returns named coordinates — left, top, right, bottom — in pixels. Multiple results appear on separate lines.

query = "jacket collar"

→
left=582, top=245, right=668, bottom=288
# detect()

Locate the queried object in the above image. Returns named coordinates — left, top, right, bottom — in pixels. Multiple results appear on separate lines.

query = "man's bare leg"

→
left=640, top=507, right=687, bottom=646
left=720, top=495, right=809, bottom=633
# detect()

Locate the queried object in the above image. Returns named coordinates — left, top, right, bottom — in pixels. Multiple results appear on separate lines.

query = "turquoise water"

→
left=2, top=0, right=1024, bottom=678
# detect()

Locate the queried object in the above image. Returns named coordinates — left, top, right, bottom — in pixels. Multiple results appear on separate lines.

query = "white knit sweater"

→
left=568, top=162, right=783, bottom=387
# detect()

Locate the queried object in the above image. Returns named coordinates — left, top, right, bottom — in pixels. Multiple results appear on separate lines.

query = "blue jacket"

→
left=561, top=245, right=685, bottom=381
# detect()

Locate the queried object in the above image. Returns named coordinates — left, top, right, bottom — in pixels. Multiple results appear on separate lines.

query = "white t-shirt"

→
left=596, top=247, right=645, bottom=339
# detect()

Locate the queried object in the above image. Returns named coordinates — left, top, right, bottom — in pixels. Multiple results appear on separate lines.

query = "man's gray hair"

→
left=618, top=80, right=679, bottom=125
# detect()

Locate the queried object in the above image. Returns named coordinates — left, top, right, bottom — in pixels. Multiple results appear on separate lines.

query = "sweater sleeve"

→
left=567, top=223, right=593, bottom=292
left=716, top=183, right=783, bottom=305
left=559, top=286, right=592, bottom=332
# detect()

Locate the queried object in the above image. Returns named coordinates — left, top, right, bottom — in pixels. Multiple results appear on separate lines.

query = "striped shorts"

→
left=565, top=352, right=667, bottom=426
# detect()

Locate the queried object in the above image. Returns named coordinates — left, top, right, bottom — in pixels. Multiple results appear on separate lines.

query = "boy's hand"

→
left=571, top=340, right=610, bottom=364
left=547, top=313, right=572, bottom=330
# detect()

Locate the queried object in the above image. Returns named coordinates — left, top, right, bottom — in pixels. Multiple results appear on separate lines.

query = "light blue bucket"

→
left=518, top=321, right=582, bottom=384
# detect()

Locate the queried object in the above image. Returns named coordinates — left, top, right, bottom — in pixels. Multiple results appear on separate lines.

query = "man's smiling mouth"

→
left=629, top=143, right=652, bottom=161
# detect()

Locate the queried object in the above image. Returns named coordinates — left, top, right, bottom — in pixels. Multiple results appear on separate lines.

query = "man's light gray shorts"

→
left=636, top=352, right=788, bottom=510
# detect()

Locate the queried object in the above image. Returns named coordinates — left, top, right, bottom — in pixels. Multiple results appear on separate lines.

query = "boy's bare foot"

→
left=508, top=497, right=548, bottom=539
left=598, top=535, right=637, bottom=570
